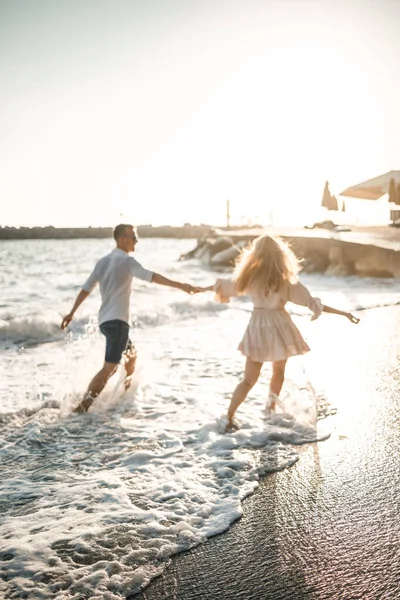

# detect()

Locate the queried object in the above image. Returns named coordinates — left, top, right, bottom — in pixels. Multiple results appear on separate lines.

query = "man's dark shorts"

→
left=99, top=320, right=134, bottom=364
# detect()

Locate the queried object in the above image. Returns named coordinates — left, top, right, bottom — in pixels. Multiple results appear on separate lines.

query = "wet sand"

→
left=133, top=306, right=400, bottom=600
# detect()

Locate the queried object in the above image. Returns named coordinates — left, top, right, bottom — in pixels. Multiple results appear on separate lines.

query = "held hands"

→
left=180, top=283, right=214, bottom=295
left=192, top=281, right=230, bottom=303
left=180, top=283, right=199, bottom=295
left=191, top=285, right=215, bottom=293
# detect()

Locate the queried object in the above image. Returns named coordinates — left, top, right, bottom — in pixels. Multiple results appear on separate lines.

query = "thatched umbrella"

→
left=330, top=195, right=338, bottom=211
left=389, top=178, right=398, bottom=204
left=340, top=170, right=400, bottom=200
left=321, top=181, right=338, bottom=211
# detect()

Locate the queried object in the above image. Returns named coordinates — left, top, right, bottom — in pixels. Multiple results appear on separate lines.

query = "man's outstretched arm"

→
left=61, top=290, right=90, bottom=329
left=151, top=272, right=195, bottom=294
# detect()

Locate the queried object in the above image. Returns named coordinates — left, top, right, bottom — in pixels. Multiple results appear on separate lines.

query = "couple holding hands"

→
left=62, top=224, right=358, bottom=429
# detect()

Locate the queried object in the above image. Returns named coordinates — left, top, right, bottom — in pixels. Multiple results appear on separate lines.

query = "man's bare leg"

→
left=123, top=347, right=137, bottom=392
left=73, top=362, right=118, bottom=413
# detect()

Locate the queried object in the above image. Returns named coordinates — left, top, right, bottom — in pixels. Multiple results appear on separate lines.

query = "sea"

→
left=2, top=237, right=400, bottom=600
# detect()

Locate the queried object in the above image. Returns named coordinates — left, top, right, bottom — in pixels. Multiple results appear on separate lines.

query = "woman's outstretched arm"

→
left=322, top=304, right=360, bottom=324
left=287, top=282, right=360, bottom=324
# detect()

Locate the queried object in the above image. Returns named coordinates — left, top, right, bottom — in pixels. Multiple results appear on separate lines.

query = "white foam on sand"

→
left=0, top=316, right=330, bottom=600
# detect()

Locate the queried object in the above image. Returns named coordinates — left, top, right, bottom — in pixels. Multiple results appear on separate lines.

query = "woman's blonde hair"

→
left=233, top=234, right=300, bottom=295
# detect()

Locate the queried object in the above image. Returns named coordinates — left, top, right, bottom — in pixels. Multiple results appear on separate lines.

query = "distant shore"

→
left=1, top=223, right=400, bottom=243
left=0, top=224, right=246, bottom=240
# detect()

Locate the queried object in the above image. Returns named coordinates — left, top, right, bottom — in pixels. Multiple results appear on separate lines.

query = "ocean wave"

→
left=352, top=299, right=400, bottom=312
left=0, top=314, right=93, bottom=347
left=131, top=298, right=228, bottom=328
left=0, top=300, right=228, bottom=347
left=3, top=294, right=400, bottom=349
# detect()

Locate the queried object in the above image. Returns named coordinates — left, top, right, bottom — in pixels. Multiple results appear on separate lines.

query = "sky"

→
left=0, top=0, right=399, bottom=227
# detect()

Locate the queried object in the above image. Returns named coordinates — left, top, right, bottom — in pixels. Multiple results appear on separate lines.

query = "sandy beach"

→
left=135, top=304, right=400, bottom=600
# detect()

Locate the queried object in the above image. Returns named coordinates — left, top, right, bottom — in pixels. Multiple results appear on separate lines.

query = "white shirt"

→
left=82, top=248, right=153, bottom=325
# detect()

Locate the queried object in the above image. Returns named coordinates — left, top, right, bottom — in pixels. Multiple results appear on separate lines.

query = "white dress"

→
left=215, top=279, right=323, bottom=363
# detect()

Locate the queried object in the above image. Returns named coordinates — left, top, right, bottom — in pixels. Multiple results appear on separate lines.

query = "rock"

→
left=354, top=258, right=392, bottom=278
left=301, top=253, right=330, bottom=273
left=325, top=245, right=355, bottom=275
left=210, top=245, right=241, bottom=267
left=328, top=246, right=345, bottom=264
left=304, top=220, right=336, bottom=230
left=353, top=245, right=394, bottom=277
left=326, top=263, right=355, bottom=276
left=208, top=236, right=234, bottom=258
left=179, top=232, right=400, bottom=278
left=196, top=244, right=212, bottom=263
left=179, top=235, right=234, bottom=263
left=179, top=239, right=207, bottom=261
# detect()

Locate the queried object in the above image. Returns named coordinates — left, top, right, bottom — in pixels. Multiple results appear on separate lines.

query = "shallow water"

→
left=1, top=238, right=400, bottom=599
left=137, top=304, right=400, bottom=600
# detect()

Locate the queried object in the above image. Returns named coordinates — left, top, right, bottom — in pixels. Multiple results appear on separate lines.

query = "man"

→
left=61, top=223, right=196, bottom=412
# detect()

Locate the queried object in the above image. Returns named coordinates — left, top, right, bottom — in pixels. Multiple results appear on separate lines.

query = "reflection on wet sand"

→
left=137, top=306, right=400, bottom=600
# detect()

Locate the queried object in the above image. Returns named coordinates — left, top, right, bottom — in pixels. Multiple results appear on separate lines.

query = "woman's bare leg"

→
left=268, top=359, right=287, bottom=410
left=227, top=358, right=263, bottom=427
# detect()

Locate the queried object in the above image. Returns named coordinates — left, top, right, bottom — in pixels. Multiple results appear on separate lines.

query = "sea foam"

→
left=0, top=316, right=328, bottom=599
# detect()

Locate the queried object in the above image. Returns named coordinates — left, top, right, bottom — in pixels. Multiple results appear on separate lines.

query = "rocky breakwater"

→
left=179, top=234, right=252, bottom=268
left=180, top=233, right=400, bottom=278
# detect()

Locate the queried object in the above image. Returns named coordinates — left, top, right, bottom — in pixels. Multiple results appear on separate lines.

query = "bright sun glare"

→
left=0, top=0, right=399, bottom=227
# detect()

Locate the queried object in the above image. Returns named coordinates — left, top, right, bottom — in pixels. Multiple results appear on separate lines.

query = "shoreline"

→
left=133, top=305, right=400, bottom=600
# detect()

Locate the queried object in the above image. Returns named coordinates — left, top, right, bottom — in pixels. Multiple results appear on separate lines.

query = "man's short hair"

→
left=113, top=223, right=134, bottom=241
